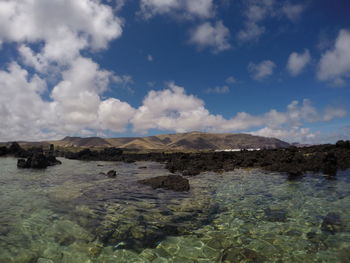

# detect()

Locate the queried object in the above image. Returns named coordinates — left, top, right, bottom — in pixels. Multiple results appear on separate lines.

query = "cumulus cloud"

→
left=281, top=3, right=304, bottom=22
left=129, top=83, right=346, bottom=143
left=0, top=57, right=136, bottom=141
left=139, top=0, right=215, bottom=20
left=287, top=49, right=311, bottom=76
left=250, top=127, right=316, bottom=143
left=248, top=60, right=276, bottom=80
left=238, top=0, right=305, bottom=42
left=226, top=76, right=237, bottom=84
left=318, top=29, right=350, bottom=85
left=189, top=21, right=231, bottom=53
left=131, top=82, right=223, bottom=133
left=0, top=62, right=52, bottom=141
left=0, top=0, right=131, bottom=140
left=0, top=0, right=123, bottom=71
left=98, top=99, right=136, bottom=132
left=205, top=85, right=230, bottom=94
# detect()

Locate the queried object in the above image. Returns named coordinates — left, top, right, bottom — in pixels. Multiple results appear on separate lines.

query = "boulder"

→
left=8, top=142, right=22, bottom=154
left=0, top=146, right=8, bottom=156
left=47, top=156, right=62, bottom=166
left=107, top=170, right=117, bottom=177
left=29, top=154, right=49, bottom=169
left=321, top=212, right=343, bottom=234
left=138, top=175, right=190, bottom=192
left=17, top=159, right=30, bottom=168
left=17, top=154, right=61, bottom=169
left=182, top=169, right=200, bottom=176
left=322, top=153, right=337, bottom=176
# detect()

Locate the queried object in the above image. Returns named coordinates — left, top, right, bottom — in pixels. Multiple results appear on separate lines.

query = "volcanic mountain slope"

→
left=51, top=132, right=290, bottom=150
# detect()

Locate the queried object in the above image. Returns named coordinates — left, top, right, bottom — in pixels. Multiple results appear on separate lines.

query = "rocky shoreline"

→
left=62, top=140, right=350, bottom=179
left=1, top=140, right=350, bottom=179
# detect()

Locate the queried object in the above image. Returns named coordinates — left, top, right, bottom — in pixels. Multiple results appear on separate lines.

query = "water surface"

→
left=0, top=157, right=349, bottom=263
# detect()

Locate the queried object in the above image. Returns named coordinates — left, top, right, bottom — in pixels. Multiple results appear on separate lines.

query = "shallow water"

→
left=0, top=157, right=349, bottom=263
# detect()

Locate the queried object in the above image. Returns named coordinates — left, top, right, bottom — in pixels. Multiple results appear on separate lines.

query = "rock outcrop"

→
left=16, top=144, right=62, bottom=169
left=17, top=153, right=62, bottom=169
left=138, top=175, right=190, bottom=192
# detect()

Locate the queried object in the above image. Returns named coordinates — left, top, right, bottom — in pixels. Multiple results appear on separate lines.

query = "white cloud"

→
left=323, top=107, right=347, bottom=121
left=130, top=83, right=346, bottom=143
left=238, top=0, right=305, bottom=42
left=205, top=85, right=230, bottom=94
left=226, top=76, right=237, bottom=84
left=282, top=3, right=304, bottom=22
left=237, top=22, right=265, bottom=42
left=0, top=64, right=346, bottom=142
left=287, top=49, right=311, bottom=76
left=132, top=82, right=223, bottom=133
left=0, top=57, right=136, bottom=141
left=0, top=0, right=123, bottom=71
left=250, top=127, right=316, bottom=143
left=98, top=98, right=136, bottom=132
left=147, top=54, right=154, bottom=61
left=248, top=60, right=276, bottom=80
left=318, top=29, right=350, bottom=85
left=139, top=0, right=215, bottom=20
left=189, top=21, right=231, bottom=53
left=0, top=0, right=133, bottom=140
left=0, top=62, right=53, bottom=141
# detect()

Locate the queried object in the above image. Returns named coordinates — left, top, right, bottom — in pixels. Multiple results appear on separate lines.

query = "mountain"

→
left=50, top=132, right=290, bottom=151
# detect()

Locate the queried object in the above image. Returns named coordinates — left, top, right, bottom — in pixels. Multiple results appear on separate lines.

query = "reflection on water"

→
left=0, top=157, right=349, bottom=263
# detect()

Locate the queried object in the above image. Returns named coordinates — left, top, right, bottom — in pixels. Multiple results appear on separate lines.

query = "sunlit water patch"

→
left=0, top=157, right=349, bottom=263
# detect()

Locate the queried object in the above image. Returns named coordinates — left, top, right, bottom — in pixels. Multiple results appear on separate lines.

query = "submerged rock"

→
left=264, top=208, right=288, bottom=222
left=107, top=170, right=117, bottom=177
left=182, top=169, right=200, bottom=176
left=221, top=247, right=267, bottom=263
left=321, top=212, right=344, bottom=234
left=138, top=175, right=190, bottom=192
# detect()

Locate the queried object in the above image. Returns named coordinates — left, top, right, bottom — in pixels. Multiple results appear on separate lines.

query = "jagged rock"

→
left=336, top=140, right=350, bottom=149
left=182, top=169, right=200, bottom=176
left=47, top=156, right=62, bottom=166
left=100, top=147, right=123, bottom=156
left=322, top=153, right=338, bottom=176
left=107, top=170, right=117, bottom=177
left=0, top=146, right=8, bottom=156
left=138, top=175, right=190, bottom=192
left=28, top=154, right=49, bottom=169
left=17, top=159, right=29, bottom=168
left=17, top=154, right=61, bottom=169
left=8, top=142, right=22, bottom=154
left=321, top=212, right=343, bottom=234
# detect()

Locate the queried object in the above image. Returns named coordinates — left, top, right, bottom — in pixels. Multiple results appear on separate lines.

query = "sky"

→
left=0, top=0, right=350, bottom=143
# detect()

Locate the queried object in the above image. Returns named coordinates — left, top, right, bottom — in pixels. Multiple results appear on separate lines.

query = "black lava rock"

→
left=107, top=170, right=117, bottom=177
left=138, top=174, right=190, bottom=192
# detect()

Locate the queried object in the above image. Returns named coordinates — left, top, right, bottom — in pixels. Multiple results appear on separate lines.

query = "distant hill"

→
left=49, top=132, right=290, bottom=151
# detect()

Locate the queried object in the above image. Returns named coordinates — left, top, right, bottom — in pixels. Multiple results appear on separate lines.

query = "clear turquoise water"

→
left=0, top=157, right=349, bottom=263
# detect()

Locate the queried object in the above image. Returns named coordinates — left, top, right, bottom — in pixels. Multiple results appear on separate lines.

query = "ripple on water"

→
left=0, top=157, right=349, bottom=263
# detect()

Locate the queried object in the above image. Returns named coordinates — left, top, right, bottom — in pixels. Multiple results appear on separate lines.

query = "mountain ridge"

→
left=50, top=132, right=290, bottom=151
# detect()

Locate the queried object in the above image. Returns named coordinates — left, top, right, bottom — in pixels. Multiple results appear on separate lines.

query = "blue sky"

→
left=0, top=0, right=349, bottom=143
